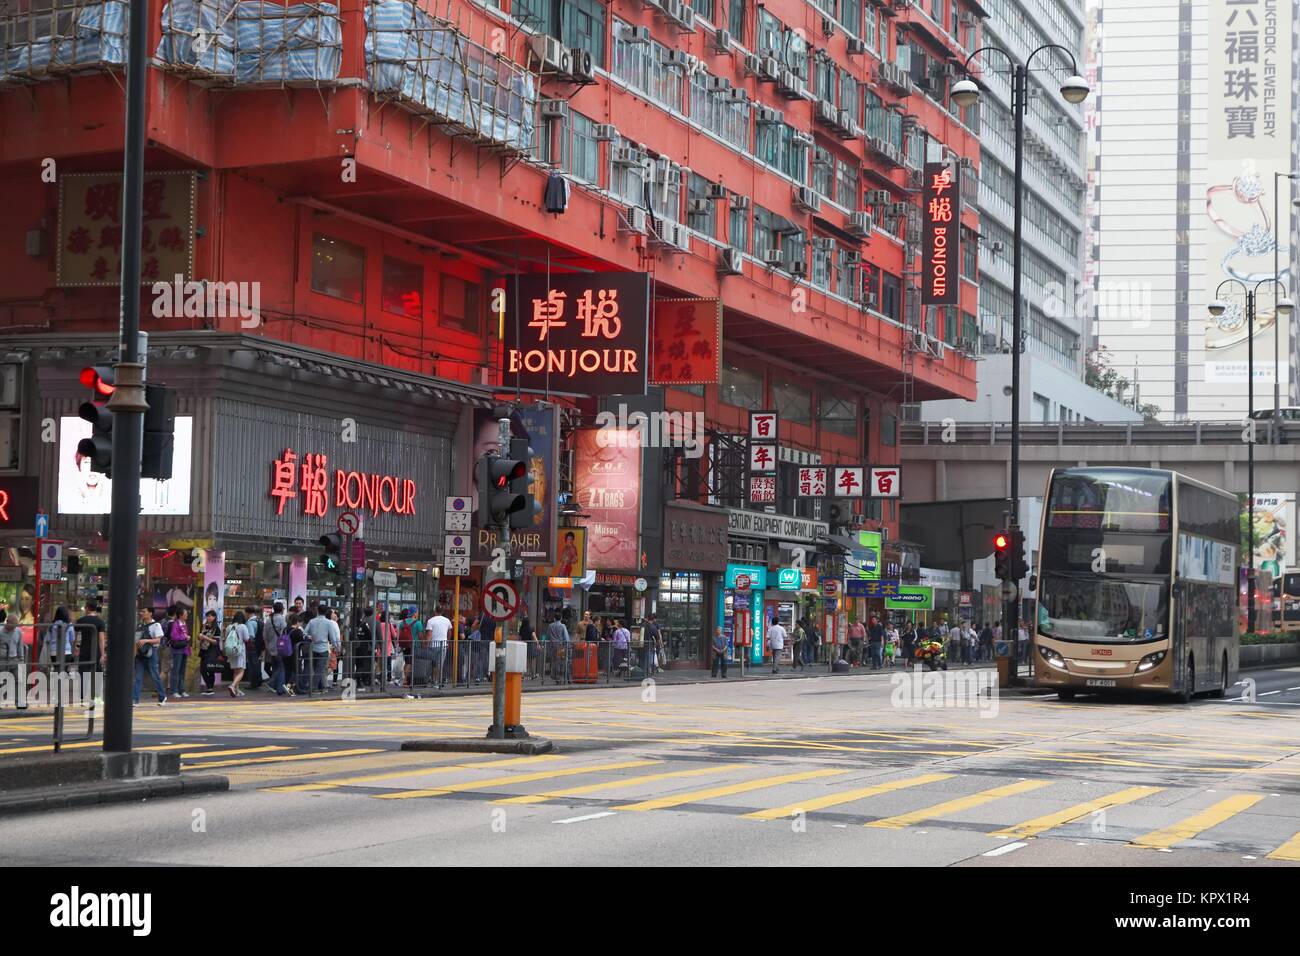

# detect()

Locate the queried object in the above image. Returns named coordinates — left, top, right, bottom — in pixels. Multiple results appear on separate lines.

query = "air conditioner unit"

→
left=763, top=247, right=784, bottom=268
left=688, top=197, right=712, bottom=215
left=812, top=236, right=835, bottom=253
left=836, top=109, right=856, bottom=136
left=714, top=28, right=732, bottom=53
left=959, top=156, right=976, bottom=172
left=794, top=186, right=821, bottom=212
left=791, top=131, right=813, bottom=148
left=621, top=24, right=652, bottom=44
left=865, top=189, right=891, bottom=205
left=865, top=135, right=887, bottom=155
left=730, top=194, right=750, bottom=210
left=719, top=246, right=744, bottom=275
left=620, top=206, right=648, bottom=234
left=708, top=182, right=729, bottom=199
left=661, top=0, right=695, bottom=30
left=887, top=202, right=909, bottom=215
left=665, top=50, right=695, bottom=71
left=930, top=338, right=945, bottom=360
left=760, top=56, right=781, bottom=81
left=812, top=152, right=833, bottom=168
left=846, top=37, right=867, bottom=55
left=725, top=88, right=748, bottom=104
left=777, top=69, right=804, bottom=96
left=540, top=99, right=568, bottom=120
left=865, top=291, right=878, bottom=309
left=816, top=99, right=838, bottom=125
left=787, top=259, right=808, bottom=278
left=660, top=165, right=683, bottom=187
left=848, top=211, right=873, bottom=237
left=960, top=11, right=977, bottom=26
left=981, top=331, right=999, bottom=351
left=569, top=47, right=595, bottom=83
left=594, top=124, right=618, bottom=141
left=990, top=240, right=1005, bottom=253
left=530, top=34, right=572, bottom=75
left=707, top=76, right=731, bottom=93
left=754, top=106, right=783, bottom=125
left=675, top=224, right=693, bottom=252
left=613, top=146, right=645, bottom=167
left=821, top=16, right=835, bottom=37
left=744, top=53, right=762, bottom=76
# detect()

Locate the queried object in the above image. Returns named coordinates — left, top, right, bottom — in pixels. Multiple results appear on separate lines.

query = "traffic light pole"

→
left=490, top=415, right=511, bottom=740
left=103, top=0, right=151, bottom=754
left=344, top=531, right=354, bottom=687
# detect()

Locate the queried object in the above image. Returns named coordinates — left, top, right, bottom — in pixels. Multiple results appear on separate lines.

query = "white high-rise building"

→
left=1089, top=0, right=1297, bottom=420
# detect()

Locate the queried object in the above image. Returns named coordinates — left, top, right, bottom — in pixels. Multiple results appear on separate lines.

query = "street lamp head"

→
left=1060, top=75, right=1090, bottom=104
left=1278, top=298, right=1296, bottom=316
left=951, top=77, right=980, bottom=108
left=1208, top=298, right=1229, bottom=317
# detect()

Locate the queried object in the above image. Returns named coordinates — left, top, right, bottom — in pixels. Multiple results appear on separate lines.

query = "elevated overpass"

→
left=901, top=420, right=1300, bottom=504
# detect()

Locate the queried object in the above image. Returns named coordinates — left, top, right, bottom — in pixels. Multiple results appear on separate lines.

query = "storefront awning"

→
left=818, top=533, right=862, bottom=554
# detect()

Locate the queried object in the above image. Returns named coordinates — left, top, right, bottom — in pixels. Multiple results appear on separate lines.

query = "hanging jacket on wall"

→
left=544, top=171, right=570, bottom=213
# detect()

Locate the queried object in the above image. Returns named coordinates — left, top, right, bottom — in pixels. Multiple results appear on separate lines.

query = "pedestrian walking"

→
left=264, top=601, right=289, bottom=696
left=867, top=615, right=885, bottom=670
left=40, top=605, right=75, bottom=669
left=197, top=610, right=221, bottom=694
left=222, top=610, right=250, bottom=697
left=74, top=600, right=107, bottom=683
left=848, top=618, right=866, bottom=666
left=304, top=605, right=337, bottom=692
left=947, top=620, right=963, bottom=666
left=425, top=605, right=451, bottom=688
left=165, top=604, right=191, bottom=699
left=285, top=612, right=305, bottom=695
left=710, top=626, right=728, bottom=678
left=133, top=606, right=166, bottom=706
left=766, top=616, right=786, bottom=674
left=0, top=613, right=26, bottom=691
left=546, top=612, right=570, bottom=682
left=644, top=614, right=663, bottom=674
left=790, top=618, right=805, bottom=671
left=885, top=621, right=898, bottom=668
left=244, top=605, right=265, bottom=690
left=612, top=619, right=630, bottom=674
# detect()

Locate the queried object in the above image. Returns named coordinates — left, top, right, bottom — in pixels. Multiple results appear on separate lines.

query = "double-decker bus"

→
left=1033, top=467, right=1239, bottom=702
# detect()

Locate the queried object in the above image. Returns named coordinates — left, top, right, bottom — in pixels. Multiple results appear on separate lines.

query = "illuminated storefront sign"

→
left=922, top=162, right=960, bottom=306
left=503, top=272, right=650, bottom=396
left=574, top=428, right=642, bottom=571
left=650, top=297, right=722, bottom=386
left=0, top=477, right=39, bottom=529
left=269, top=449, right=417, bottom=518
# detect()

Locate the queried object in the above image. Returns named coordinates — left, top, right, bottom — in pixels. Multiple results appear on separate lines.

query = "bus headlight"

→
left=1136, top=650, right=1166, bottom=672
left=1038, top=645, right=1066, bottom=670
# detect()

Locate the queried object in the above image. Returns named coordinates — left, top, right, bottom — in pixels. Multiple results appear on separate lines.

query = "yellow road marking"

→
left=615, top=768, right=848, bottom=812
left=991, top=786, right=1163, bottom=839
left=265, top=754, right=560, bottom=792
left=375, top=759, right=661, bottom=799
left=0, top=741, right=210, bottom=756
left=495, top=763, right=751, bottom=805
left=180, top=746, right=288, bottom=760
left=182, top=748, right=382, bottom=770
left=1266, top=831, right=1300, bottom=862
left=744, top=773, right=955, bottom=820
left=867, top=779, right=1051, bottom=829
left=1131, top=794, right=1265, bottom=849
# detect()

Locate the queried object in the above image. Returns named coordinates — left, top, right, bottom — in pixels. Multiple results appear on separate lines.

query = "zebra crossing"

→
left=176, top=744, right=1300, bottom=861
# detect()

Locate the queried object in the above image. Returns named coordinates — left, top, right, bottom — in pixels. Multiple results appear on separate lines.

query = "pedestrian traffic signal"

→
left=1010, top=528, right=1030, bottom=581
left=77, top=365, right=116, bottom=476
left=993, top=530, right=1011, bottom=581
left=319, top=532, right=342, bottom=574
left=507, top=437, right=541, bottom=530
left=141, top=383, right=176, bottom=480
left=477, top=452, right=528, bottom=527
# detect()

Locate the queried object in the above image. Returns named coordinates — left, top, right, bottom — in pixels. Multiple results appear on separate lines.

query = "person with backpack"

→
left=244, top=606, right=265, bottom=691
left=165, top=604, right=192, bottom=699
left=263, top=601, right=290, bottom=696
left=133, top=606, right=167, bottom=706
left=40, top=605, right=75, bottom=670
left=222, top=610, right=250, bottom=698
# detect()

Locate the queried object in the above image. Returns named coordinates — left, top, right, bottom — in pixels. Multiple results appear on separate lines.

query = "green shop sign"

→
left=884, top=585, right=933, bottom=610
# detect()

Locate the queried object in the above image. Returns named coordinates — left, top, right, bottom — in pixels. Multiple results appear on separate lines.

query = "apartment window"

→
left=879, top=412, right=897, bottom=446
left=772, top=378, right=811, bottom=424
left=729, top=200, right=750, bottom=253
left=517, top=0, right=606, bottom=65
left=311, top=233, right=364, bottom=304
left=755, top=123, right=807, bottom=183
left=0, top=364, right=21, bottom=470
left=690, top=68, right=750, bottom=145
left=440, top=274, right=481, bottom=334
left=610, top=135, right=647, bottom=206
left=689, top=0, right=714, bottom=20
left=650, top=158, right=682, bottom=223
left=962, top=228, right=977, bottom=280
left=863, top=5, right=877, bottom=53
left=836, top=245, right=859, bottom=301
left=1033, top=394, right=1051, bottom=423
left=820, top=394, right=857, bottom=436
left=757, top=9, right=783, bottom=56
left=381, top=256, right=423, bottom=319
left=720, top=362, right=764, bottom=409
left=880, top=271, right=901, bottom=322
left=840, top=71, right=859, bottom=126
left=812, top=147, right=834, bottom=200
left=811, top=237, right=834, bottom=290
left=611, top=21, right=683, bottom=112
left=728, top=0, right=746, bottom=45
left=835, top=159, right=857, bottom=210
left=839, top=0, right=861, bottom=36
left=814, top=53, right=836, bottom=104
left=687, top=173, right=717, bottom=238
left=753, top=204, right=781, bottom=259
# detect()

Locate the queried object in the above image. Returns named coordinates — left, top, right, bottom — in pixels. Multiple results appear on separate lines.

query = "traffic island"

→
left=0, top=750, right=229, bottom=817
left=401, top=737, right=554, bottom=755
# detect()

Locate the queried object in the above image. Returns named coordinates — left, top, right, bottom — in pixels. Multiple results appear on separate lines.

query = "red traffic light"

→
left=80, top=366, right=115, bottom=403
left=994, top=532, right=1010, bottom=551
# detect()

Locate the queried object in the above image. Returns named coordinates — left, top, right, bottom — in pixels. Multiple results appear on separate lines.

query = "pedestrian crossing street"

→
left=170, top=743, right=1300, bottom=861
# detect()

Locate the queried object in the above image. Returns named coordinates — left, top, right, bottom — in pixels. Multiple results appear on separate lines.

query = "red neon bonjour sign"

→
left=922, top=162, right=961, bottom=307
left=269, top=448, right=417, bottom=518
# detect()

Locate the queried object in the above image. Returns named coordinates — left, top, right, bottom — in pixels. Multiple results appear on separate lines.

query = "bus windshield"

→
left=1037, top=573, right=1169, bottom=643
left=1046, top=470, right=1171, bottom=533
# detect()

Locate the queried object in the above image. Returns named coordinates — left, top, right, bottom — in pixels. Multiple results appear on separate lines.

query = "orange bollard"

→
left=505, top=671, right=522, bottom=726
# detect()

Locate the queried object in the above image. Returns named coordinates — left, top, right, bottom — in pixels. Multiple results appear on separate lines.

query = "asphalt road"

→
left=2, top=664, right=1299, bottom=866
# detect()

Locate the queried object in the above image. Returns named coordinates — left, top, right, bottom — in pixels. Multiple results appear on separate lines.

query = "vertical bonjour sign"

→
left=922, top=162, right=959, bottom=306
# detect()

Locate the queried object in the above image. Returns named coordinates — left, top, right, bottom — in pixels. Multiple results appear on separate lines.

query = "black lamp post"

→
left=952, top=47, right=1089, bottom=679
left=1208, top=280, right=1295, bottom=633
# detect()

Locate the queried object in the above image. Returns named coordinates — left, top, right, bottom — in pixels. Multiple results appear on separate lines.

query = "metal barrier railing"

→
left=1, top=622, right=101, bottom=751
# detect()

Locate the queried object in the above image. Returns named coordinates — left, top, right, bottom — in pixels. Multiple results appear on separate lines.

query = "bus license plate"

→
left=1085, top=679, right=1117, bottom=688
